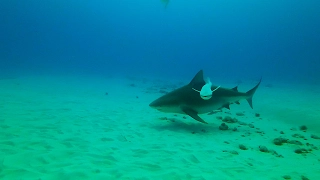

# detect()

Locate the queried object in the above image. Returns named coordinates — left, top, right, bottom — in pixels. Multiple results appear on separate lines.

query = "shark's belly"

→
left=194, top=104, right=222, bottom=114
left=189, top=99, right=228, bottom=114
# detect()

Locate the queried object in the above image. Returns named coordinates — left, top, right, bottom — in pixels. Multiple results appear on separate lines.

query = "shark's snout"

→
left=149, top=102, right=155, bottom=108
left=149, top=101, right=160, bottom=109
left=149, top=99, right=165, bottom=111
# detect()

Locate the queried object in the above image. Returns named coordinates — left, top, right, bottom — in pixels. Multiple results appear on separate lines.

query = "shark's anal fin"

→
left=222, top=104, right=230, bottom=110
left=181, top=106, right=208, bottom=124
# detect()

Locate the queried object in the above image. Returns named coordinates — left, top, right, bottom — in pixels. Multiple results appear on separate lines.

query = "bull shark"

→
left=149, top=70, right=261, bottom=124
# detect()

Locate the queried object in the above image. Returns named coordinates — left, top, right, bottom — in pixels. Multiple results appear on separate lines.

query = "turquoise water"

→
left=1, top=74, right=319, bottom=179
left=1, top=0, right=320, bottom=179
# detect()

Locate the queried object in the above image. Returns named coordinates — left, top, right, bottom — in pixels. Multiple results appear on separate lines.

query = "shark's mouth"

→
left=201, top=95, right=212, bottom=99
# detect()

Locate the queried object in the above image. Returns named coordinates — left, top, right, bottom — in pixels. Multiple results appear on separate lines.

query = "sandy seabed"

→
left=0, top=74, right=319, bottom=180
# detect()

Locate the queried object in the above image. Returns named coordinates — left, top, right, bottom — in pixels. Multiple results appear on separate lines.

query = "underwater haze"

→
left=1, top=0, right=320, bottom=82
left=1, top=1, right=320, bottom=179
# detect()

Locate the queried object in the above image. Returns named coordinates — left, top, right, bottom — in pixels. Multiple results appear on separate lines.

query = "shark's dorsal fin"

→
left=231, top=86, right=238, bottom=92
left=189, top=70, right=206, bottom=87
left=189, top=70, right=206, bottom=93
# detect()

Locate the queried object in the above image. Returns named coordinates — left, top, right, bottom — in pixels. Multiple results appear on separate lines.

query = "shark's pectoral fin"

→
left=246, top=97, right=253, bottom=109
left=181, top=106, right=208, bottom=124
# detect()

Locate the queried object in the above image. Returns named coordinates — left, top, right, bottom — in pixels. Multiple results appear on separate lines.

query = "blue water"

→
left=1, top=1, right=320, bottom=179
left=1, top=0, right=320, bottom=82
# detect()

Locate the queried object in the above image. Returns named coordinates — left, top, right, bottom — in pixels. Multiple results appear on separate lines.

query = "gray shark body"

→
left=149, top=70, right=261, bottom=124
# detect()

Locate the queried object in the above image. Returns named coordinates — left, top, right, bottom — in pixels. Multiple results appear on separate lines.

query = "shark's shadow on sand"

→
left=150, top=119, right=219, bottom=134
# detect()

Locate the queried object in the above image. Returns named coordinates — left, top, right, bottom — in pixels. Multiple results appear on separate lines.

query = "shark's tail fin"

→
left=245, top=78, right=262, bottom=109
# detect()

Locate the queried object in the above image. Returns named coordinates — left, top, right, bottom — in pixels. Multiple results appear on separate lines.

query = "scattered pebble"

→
left=222, top=116, right=238, bottom=123
left=219, top=123, right=229, bottom=130
left=232, top=127, right=237, bottom=131
left=238, top=121, right=247, bottom=126
left=280, top=131, right=284, bottom=134
left=259, top=146, right=269, bottom=153
left=159, top=117, right=178, bottom=123
left=294, top=148, right=308, bottom=154
left=301, top=175, right=309, bottom=180
left=256, top=130, right=264, bottom=134
left=282, top=175, right=291, bottom=179
left=269, top=149, right=283, bottom=158
left=292, top=133, right=305, bottom=139
left=288, top=140, right=303, bottom=145
left=299, top=125, right=307, bottom=131
left=311, top=134, right=320, bottom=139
left=236, top=112, right=245, bottom=116
left=255, top=113, right=260, bottom=117
left=248, top=124, right=254, bottom=128
left=273, top=137, right=288, bottom=146
left=239, top=144, right=248, bottom=150
left=229, top=150, right=239, bottom=155
left=306, top=143, right=318, bottom=150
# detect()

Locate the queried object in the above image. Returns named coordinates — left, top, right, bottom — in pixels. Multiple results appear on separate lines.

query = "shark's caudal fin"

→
left=245, top=78, right=262, bottom=109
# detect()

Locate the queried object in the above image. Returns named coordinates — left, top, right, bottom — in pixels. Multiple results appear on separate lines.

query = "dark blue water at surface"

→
left=1, top=0, right=320, bottom=82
